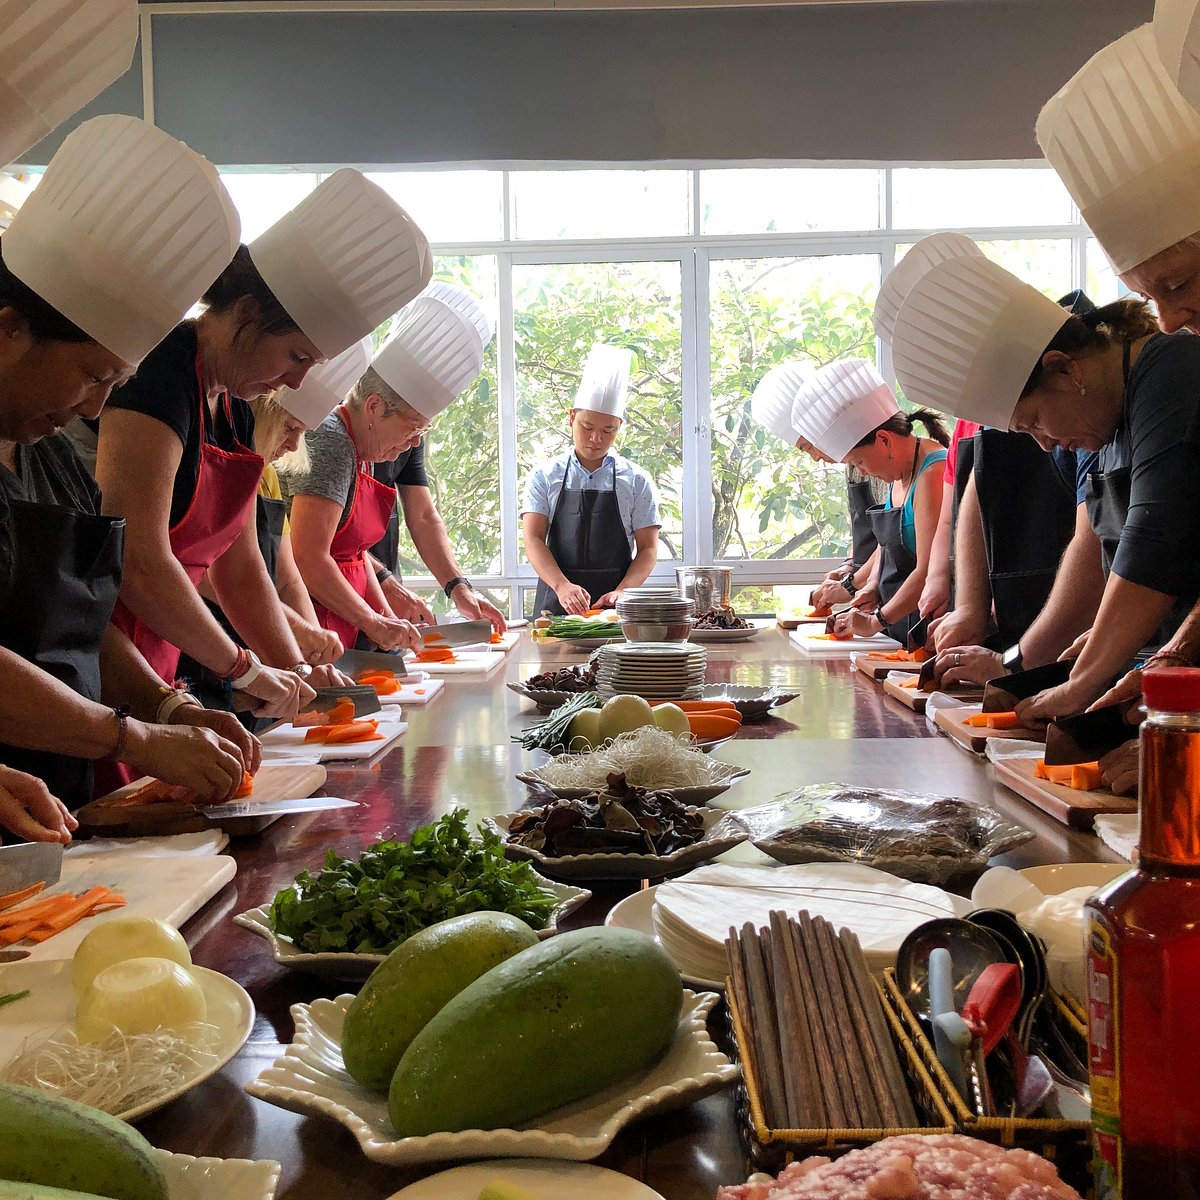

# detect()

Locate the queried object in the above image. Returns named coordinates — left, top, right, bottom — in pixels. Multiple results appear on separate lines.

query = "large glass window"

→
left=700, top=169, right=883, bottom=235
left=510, top=171, right=691, bottom=240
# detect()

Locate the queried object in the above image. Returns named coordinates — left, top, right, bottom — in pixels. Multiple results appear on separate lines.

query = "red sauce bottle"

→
left=1086, top=668, right=1200, bottom=1200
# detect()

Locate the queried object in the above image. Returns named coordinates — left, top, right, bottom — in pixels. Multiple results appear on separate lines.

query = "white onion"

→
left=72, top=915, right=191, bottom=994
left=74, top=957, right=206, bottom=1044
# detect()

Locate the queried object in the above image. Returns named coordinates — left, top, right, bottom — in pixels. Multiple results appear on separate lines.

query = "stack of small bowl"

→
left=615, top=587, right=695, bottom=643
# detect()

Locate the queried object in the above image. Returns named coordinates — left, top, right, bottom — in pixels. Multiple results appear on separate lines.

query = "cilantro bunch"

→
left=268, top=809, right=557, bottom=955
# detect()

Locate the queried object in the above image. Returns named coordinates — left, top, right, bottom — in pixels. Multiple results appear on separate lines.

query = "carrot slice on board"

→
left=0, top=882, right=45, bottom=912
left=233, top=772, right=255, bottom=799
left=373, top=678, right=400, bottom=695
left=326, top=698, right=356, bottom=725
left=0, top=893, right=71, bottom=928
left=805, top=606, right=833, bottom=618
left=324, top=725, right=384, bottom=744
left=899, top=677, right=919, bottom=689
left=1070, top=762, right=1105, bottom=791
left=965, top=712, right=1021, bottom=729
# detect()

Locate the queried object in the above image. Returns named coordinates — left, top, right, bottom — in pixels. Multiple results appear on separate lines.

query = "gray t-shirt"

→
left=282, top=412, right=358, bottom=527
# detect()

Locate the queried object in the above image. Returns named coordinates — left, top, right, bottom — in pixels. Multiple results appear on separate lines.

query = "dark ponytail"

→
left=202, top=244, right=302, bottom=347
left=1021, top=297, right=1158, bottom=398
left=855, top=408, right=950, bottom=450
left=0, top=241, right=91, bottom=344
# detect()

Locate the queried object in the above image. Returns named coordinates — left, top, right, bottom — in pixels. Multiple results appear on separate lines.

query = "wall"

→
left=23, top=0, right=1153, bottom=165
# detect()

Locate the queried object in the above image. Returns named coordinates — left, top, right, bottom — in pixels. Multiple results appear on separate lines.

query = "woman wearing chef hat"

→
left=789, top=359, right=949, bottom=643
left=522, top=345, right=661, bottom=616
left=751, top=361, right=887, bottom=611
left=287, top=291, right=487, bottom=652
left=0, top=115, right=258, bottom=838
left=89, top=170, right=430, bottom=728
left=889, top=252, right=1200, bottom=722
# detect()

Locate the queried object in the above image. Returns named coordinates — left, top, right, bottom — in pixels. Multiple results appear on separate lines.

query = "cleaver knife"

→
left=418, top=620, right=492, bottom=649
left=907, top=615, right=931, bottom=652
left=1043, top=705, right=1137, bottom=766
left=301, top=686, right=381, bottom=719
left=0, top=841, right=63, bottom=893
left=982, top=660, right=1072, bottom=712
left=198, top=796, right=359, bottom=820
left=336, top=646, right=409, bottom=679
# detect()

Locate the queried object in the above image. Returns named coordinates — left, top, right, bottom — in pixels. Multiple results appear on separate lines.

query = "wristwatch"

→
left=375, top=566, right=392, bottom=584
left=839, top=569, right=858, bottom=597
left=443, top=576, right=471, bottom=598
left=1002, top=643, right=1024, bottom=675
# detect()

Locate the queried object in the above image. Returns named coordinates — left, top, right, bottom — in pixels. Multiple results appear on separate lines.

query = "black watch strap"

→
left=840, top=570, right=858, bottom=597
left=1002, top=643, right=1024, bottom=674
left=443, top=575, right=470, bottom=598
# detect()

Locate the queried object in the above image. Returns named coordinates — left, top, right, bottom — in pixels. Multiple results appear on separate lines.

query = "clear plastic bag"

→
left=732, top=783, right=1033, bottom=885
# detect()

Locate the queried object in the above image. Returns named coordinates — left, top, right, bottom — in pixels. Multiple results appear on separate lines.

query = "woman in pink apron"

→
left=90, top=170, right=432, bottom=721
left=288, top=295, right=487, bottom=651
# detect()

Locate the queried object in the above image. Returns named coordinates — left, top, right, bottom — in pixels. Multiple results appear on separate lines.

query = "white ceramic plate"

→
left=244, top=989, right=736, bottom=1166
left=0, top=960, right=254, bottom=1122
left=484, top=808, right=747, bottom=882
left=699, top=683, right=801, bottom=719
left=387, top=1160, right=664, bottom=1199
left=603, top=886, right=723, bottom=993
left=686, top=626, right=761, bottom=643
left=234, top=874, right=591, bottom=980
left=1018, top=863, right=1130, bottom=894
left=516, top=756, right=749, bottom=804
left=557, top=636, right=628, bottom=651
left=158, top=1149, right=282, bottom=1200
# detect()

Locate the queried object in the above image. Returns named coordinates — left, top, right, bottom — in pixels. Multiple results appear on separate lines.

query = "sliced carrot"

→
left=687, top=714, right=742, bottom=740
left=1071, top=762, right=1105, bottom=791
left=373, top=678, right=400, bottom=695
left=326, top=698, right=356, bottom=724
left=233, top=771, right=255, bottom=799
left=810, top=632, right=852, bottom=642
left=899, top=677, right=919, bottom=689
left=357, top=670, right=397, bottom=685
left=0, top=881, right=45, bottom=912
left=423, top=631, right=447, bottom=643
left=964, top=711, right=1021, bottom=730
left=491, top=633, right=503, bottom=644
left=416, top=649, right=456, bottom=664
left=0, top=894, right=71, bottom=927
left=650, top=700, right=739, bottom=716
left=805, top=606, right=833, bottom=618
left=324, top=725, right=384, bottom=744
left=0, top=887, right=126, bottom=946
left=413, top=688, right=426, bottom=695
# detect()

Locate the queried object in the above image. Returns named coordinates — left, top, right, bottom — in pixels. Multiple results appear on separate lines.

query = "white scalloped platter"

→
left=515, top=756, right=749, bottom=804
left=244, top=989, right=736, bottom=1166
left=233, top=873, right=591, bottom=980
left=158, top=1149, right=282, bottom=1200
left=388, top=1160, right=664, bottom=1199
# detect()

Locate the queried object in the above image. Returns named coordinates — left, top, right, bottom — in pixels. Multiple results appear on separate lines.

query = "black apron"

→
left=846, top=469, right=878, bottom=569
left=255, top=494, right=286, bottom=584
left=974, top=430, right=1076, bottom=648
left=946, top=434, right=977, bottom=609
left=865, top=448, right=930, bottom=644
left=532, top=457, right=633, bottom=616
left=0, top=496, right=125, bottom=809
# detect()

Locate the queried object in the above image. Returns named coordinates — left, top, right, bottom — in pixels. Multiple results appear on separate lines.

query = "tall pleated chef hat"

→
left=420, top=281, right=493, bottom=350
left=371, top=296, right=484, bottom=420
left=789, top=359, right=901, bottom=461
left=751, top=361, right=814, bottom=445
left=0, top=173, right=31, bottom=229
left=0, top=0, right=138, bottom=168
left=249, top=169, right=431, bottom=359
left=3, top=114, right=240, bottom=365
left=1156, top=0, right=1200, bottom=115
left=276, top=336, right=371, bottom=427
left=890, top=255, right=1070, bottom=430
left=1037, top=23, right=1200, bottom=275
left=573, top=344, right=634, bottom=419
left=874, top=233, right=984, bottom=343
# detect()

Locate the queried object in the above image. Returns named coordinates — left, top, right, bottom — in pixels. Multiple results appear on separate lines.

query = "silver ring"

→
left=954, top=653, right=962, bottom=666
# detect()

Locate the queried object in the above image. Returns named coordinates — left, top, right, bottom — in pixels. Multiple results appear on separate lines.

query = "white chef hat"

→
left=1037, top=23, right=1200, bottom=275
left=3, top=114, right=240, bottom=365
left=789, top=359, right=901, bottom=461
left=276, top=335, right=371, bottom=427
left=1157, top=0, right=1200, bottom=115
left=249, top=169, right=431, bottom=359
left=420, top=281, right=493, bottom=350
left=0, top=173, right=31, bottom=229
left=750, top=361, right=813, bottom=445
left=874, top=233, right=984, bottom=344
left=371, top=296, right=483, bottom=420
left=573, top=344, right=633, bottom=419
left=890, top=255, right=1070, bottom=430
left=0, top=0, right=138, bottom=168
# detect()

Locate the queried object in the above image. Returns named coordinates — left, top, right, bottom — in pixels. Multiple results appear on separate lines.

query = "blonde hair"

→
left=250, top=391, right=310, bottom=475
left=345, top=365, right=423, bottom=422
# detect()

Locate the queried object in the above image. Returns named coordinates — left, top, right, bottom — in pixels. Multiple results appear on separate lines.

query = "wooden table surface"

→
left=142, top=627, right=1121, bottom=1198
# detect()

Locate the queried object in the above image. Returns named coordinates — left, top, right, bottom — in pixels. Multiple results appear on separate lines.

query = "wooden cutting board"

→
left=853, top=652, right=924, bottom=681
left=789, top=628, right=901, bottom=657
left=882, top=676, right=983, bottom=713
left=933, top=704, right=1045, bottom=754
left=993, top=755, right=1137, bottom=829
left=78, top=764, right=329, bottom=838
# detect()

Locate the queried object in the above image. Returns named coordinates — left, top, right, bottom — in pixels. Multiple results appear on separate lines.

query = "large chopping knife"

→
left=197, top=796, right=360, bottom=819
left=302, top=686, right=381, bottom=719
left=1043, top=705, right=1137, bottom=766
left=336, top=646, right=409, bottom=679
left=907, top=615, right=931, bottom=652
left=418, top=620, right=492, bottom=649
left=0, top=841, right=63, bottom=894
left=981, top=660, right=1072, bottom=712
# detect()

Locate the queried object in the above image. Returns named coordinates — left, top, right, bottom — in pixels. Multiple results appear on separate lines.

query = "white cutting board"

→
left=789, top=628, right=901, bottom=657
left=406, top=650, right=506, bottom=676
left=259, top=711, right=408, bottom=762
left=375, top=677, right=445, bottom=706
left=488, top=630, right=524, bottom=653
left=11, top=850, right=237, bottom=963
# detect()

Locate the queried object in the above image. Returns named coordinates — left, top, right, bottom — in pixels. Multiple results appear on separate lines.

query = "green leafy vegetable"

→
left=545, top=616, right=624, bottom=640
left=512, top=690, right=601, bottom=752
left=268, top=809, right=557, bottom=955
left=0, top=990, right=29, bottom=1009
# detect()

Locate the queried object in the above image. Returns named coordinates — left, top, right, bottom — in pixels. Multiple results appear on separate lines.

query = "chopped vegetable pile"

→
left=268, top=809, right=557, bottom=954
left=0, top=882, right=127, bottom=947
left=1034, top=759, right=1105, bottom=791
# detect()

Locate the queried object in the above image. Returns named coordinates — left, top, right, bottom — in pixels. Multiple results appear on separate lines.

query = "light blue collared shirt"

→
left=521, top=452, right=661, bottom=555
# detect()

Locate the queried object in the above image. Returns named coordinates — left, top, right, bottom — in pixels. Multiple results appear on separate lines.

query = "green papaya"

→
left=341, top=910, right=539, bottom=1091
left=388, top=926, right=682, bottom=1135
left=0, top=1183, right=115, bottom=1199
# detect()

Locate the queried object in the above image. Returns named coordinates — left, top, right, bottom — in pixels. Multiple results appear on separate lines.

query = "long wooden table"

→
left=140, top=627, right=1121, bottom=1198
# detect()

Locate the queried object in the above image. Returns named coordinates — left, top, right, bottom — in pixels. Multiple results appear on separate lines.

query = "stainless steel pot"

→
left=675, top=566, right=733, bottom=613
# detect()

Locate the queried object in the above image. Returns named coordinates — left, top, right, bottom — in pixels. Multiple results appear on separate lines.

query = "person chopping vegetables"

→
left=87, top=170, right=430, bottom=728
left=287, top=291, right=488, bottom=652
left=790, top=359, right=948, bottom=643
left=522, top=345, right=661, bottom=616
left=0, top=116, right=255, bottom=833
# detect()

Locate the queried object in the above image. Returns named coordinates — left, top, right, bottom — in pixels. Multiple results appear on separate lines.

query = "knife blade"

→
left=336, top=646, right=409, bottom=679
left=918, top=653, right=941, bottom=692
left=982, top=660, right=1072, bottom=712
left=907, top=615, right=930, bottom=652
left=300, top=686, right=382, bottom=719
left=198, top=796, right=360, bottom=819
left=418, top=620, right=492, bottom=649
left=1043, top=705, right=1136, bottom=766
left=0, top=842, right=63, bottom=893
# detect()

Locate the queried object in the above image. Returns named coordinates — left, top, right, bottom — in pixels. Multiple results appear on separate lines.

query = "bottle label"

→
left=1088, top=918, right=1122, bottom=1200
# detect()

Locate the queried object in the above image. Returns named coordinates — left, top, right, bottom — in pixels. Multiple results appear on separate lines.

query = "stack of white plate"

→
left=652, top=862, right=963, bottom=981
left=595, top=642, right=708, bottom=700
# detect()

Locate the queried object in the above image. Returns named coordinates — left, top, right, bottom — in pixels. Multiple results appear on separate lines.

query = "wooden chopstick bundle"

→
left=725, top=910, right=919, bottom=1133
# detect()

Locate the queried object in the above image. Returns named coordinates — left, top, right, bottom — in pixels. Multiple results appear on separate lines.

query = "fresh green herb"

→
left=512, top=690, right=601, bottom=752
left=0, top=990, right=29, bottom=1009
left=268, top=809, right=557, bottom=955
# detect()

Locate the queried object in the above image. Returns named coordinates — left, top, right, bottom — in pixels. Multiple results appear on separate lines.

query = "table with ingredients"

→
left=0, top=625, right=1126, bottom=1200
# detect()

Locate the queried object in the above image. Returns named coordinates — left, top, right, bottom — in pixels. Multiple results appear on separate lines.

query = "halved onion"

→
left=72, top=915, right=191, bottom=994
left=74, top=957, right=207, bottom=1044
